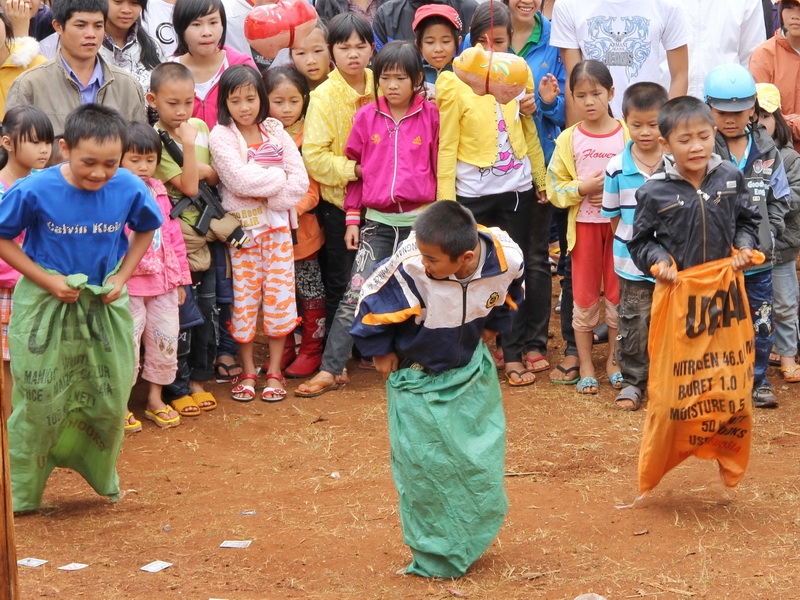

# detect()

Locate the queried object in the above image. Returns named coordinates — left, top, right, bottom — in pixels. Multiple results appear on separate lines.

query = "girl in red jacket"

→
left=297, top=41, right=440, bottom=398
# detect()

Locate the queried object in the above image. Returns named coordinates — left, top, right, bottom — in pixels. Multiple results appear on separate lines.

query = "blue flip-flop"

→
left=608, top=371, right=624, bottom=389
left=576, top=376, right=599, bottom=394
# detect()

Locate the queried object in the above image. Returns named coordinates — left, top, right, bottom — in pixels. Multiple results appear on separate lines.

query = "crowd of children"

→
left=1, top=0, right=800, bottom=523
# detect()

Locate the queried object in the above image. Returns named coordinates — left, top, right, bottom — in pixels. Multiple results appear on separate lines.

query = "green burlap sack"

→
left=387, top=343, right=507, bottom=578
left=7, top=272, right=135, bottom=512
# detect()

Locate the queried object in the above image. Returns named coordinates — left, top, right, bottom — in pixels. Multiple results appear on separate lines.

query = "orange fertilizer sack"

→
left=638, top=256, right=755, bottom=495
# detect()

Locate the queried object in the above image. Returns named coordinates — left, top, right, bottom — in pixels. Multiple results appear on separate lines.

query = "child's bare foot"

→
left=214, top=355, right=242, bottom=382
left=189, top=381, right=215, bottom=410
left=295, top=369, right=349, bottom=398
left=523, top=351, right=550, bottom=373
left=551, top=354, right=580, bottom=384
left=143, top=401, right=181, bottom=428
left=606, top=355, right=622, bottom=389
left=780, top=358, right=800, bottom=383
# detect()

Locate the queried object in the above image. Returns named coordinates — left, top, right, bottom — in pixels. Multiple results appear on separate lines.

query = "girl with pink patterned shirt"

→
left=547, top=60, right=630, bottom=395
left=209, top=65, right=308, bottom=403
left=122, top=122, right=193, bottom=431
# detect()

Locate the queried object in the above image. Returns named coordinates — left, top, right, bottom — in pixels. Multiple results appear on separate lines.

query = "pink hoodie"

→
left=343, top=95, right=439, bottom=226
left=126, top=178, right=192, bottom=297
left=171, top=46, right=257, bottom=129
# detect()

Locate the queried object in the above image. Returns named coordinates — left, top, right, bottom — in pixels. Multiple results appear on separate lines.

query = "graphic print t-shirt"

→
left=572, top=122, right=624, bottom=223
left=142, top=0, right=177, bottom=57
left=550, top=0, right=688, bottom=116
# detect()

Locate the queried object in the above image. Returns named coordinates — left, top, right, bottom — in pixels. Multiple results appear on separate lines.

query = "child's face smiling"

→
left=226, top=83, right=261, bottom=129
left=625, top=108, right=661, bottom=153
left=710, top=106, right=754, bottom=140
left=147, top=79, right=196, bottom=133
left=418, top=23, right=458, bottom=71
left=59, top=137, right=123, bottom=191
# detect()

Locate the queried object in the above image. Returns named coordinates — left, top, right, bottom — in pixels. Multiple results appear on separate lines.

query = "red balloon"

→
left=245, top=0, right=318, bottom=60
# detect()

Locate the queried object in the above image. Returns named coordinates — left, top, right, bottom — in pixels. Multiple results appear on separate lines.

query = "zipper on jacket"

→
left=697, top=188, right=708, bottom=263
left=456, top=282, right=468, bottom=366
left=657, top=196, right=684, bottom=214
left=377, top=104, right=423, bottom=209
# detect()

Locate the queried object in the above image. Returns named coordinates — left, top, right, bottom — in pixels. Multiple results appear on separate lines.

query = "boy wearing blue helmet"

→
left=705, top=63, right=792, bottom=408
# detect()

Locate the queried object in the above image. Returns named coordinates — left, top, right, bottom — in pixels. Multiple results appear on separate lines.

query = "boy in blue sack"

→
left=351, top=201, right=524, bottom=579
left=0, top=104, right=162, bottom=512
left=704, top=64, right=791, bottom=409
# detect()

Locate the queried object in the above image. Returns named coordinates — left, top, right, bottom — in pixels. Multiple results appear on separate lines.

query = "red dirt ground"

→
left=10, top=286, right=800, bottom=600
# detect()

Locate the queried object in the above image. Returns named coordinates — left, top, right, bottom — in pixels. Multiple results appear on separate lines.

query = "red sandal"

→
left=262, top=373, right=287, bottom=402
left=232, top=373, right=258, bottom=402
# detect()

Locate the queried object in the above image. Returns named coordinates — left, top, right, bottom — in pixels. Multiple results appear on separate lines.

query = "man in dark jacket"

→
left=372, top=0, right=476, bottom=50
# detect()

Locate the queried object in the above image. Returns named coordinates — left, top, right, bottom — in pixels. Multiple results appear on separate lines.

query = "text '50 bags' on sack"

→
left=387, top=343, right=507, bottom=579
left=7, top=271, right=135, bottom=512
left=638, top=256, right=757, bottom=498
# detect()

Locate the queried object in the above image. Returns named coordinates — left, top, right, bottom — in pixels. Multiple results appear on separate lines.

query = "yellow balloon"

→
left=453, top=44, right=529, bottom=104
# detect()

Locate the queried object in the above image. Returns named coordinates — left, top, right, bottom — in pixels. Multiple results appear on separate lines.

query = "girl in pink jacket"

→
left=123, top=123, right=193, bottom=431
left=297, top=41, right=440, bottom=398
left=209, top=65, right=308, bottom=403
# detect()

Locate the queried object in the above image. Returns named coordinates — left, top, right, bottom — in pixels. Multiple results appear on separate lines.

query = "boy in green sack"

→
left=350, top=201, right=524, bottom=578
left=0, top=104, right=162, bottom=512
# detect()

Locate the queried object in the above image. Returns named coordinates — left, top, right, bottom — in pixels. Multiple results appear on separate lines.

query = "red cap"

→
left=412, top=4, right=463, bottom=33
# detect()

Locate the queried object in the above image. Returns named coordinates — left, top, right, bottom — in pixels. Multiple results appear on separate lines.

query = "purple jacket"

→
left=343, top=95, right=439, bottom=226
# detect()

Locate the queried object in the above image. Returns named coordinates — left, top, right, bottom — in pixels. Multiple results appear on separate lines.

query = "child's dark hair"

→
left=569, top=60, right=615, bottom=117
left=658, top=96, right=716, bottom=140
left=469, top=2, right=512, bottom=47
left=761, top=107, right=793, bottom=148
left=217, top=65, right=270, bottom=127
left=149, top=61, right=194, bottom=93
left=124, top=121, right=162, bottom=163
left=173, top=0, right=227, bottom=56
left=131, top=0, right=162, bottom=70
left=327, top=12, right=373, bottom=51
left=53, top=0, right=108, bottom=26
left=0, top=12, right=13, bottom=53
left=264, top=66, right=310, bottom=119
left=414, top=15, right=458, bottom=49
left=62, top=104, right=128, bottom=150
left=414, top=202, right=478, bottom=261
left=0, top=106, right=54, bottom=169
left=622, top=82, right=669, bottom=118
left=371, top=41, right=425, bottom=101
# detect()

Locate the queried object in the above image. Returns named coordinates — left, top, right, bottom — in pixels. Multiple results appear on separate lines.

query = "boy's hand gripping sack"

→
left=7, top=272, right=135, bottom=512
left=639, top=256, right=758, bottom=496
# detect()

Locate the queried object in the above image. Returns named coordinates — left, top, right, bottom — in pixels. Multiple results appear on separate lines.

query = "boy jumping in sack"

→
left=350, top=201, right=524, bottom=578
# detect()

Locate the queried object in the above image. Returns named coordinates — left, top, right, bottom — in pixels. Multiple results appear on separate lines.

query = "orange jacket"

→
left=289, top=124, right=325, bottom=260
left=750, top=32, right=800, bottom=153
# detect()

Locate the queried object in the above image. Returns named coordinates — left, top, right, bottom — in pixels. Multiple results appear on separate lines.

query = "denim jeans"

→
left=616, top=278, right=654, bottom=390
left=165, top=266, right=218, bottom=401
left=744, top=269, right=774, bottom=388
left=322, top=221, right=412, bottom=375
left=771, top=260, right=799, bottom=357
left=318, top=201, right=356, bottom=329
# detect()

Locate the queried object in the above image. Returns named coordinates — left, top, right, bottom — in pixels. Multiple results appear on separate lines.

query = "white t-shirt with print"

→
left=142, top=0, right=177, bottom=57
left=550, top=0, right=689, bottom=116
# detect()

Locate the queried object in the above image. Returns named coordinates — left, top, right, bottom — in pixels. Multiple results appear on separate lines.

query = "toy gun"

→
left=158, top=129, right=249, bottom=249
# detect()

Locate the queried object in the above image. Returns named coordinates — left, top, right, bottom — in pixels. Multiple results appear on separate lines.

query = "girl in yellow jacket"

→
left=547, top=60, right=629, bottom=395
left=436, top=2, right=547, bottom=387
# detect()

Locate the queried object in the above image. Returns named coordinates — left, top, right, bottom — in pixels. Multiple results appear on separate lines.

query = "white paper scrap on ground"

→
left=58, top=563, right=89, bottom=571
left=220, top=540, right=252, bottom=548
left=18, top=558, right=48, bottom=567
left=140, top=560, right=173, bottom=572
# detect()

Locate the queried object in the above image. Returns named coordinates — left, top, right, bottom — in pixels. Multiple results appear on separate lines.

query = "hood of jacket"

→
left=4, top=37, right=42, bottom=69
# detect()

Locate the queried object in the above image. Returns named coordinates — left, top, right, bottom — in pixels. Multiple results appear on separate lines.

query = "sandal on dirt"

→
left=780, top=365, right=800, bottom=383
left=262, top=373, right=288, bottom=402
left=505, top=369, right=536, bottom=387
left=524, top=354, right=550, bottom=373
left=124, top=411, right=142, bottom=433
left=551, top=363, right=580, bottom=385
left=769, top=352, right=781, bottom=367
left=232, top=373, right=258, bottom=402
left=492, top=348, right=505, bottom=370
left=614, top=386, right=644, bottom=411
left=608, top=371, right=624, bottom=389
left=192, top=391, right=217, bottom=411
left=295, top=379, right=344, bottom=398
left=170, top=395, right=202, bottom=417
left=593, top=323, right=609, bottom=345
left=144, top=407, right=181, bottom=428
left=214, top=360, right=243, bottom=383
left=576, top=376, right=599, bottom=394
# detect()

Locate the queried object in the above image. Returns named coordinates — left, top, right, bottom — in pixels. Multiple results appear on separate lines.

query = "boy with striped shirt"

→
left=601, top=82, right=670, bottom=411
